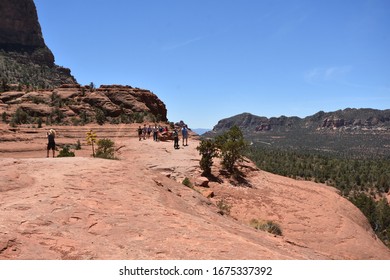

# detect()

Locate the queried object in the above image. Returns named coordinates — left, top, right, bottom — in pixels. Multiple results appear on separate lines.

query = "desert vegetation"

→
left=0, top=50, right=74, bottom=90
left=246, top=145, right=390, bottom=247
left=95, top=138, right=116, bottom=160
left=250, top=219, right=283, bottom=236
left=57, top=145, right=75, bottom=157
left=197, top=126, right=247, bottom=176
left=1, top=104, right=161, bottom=127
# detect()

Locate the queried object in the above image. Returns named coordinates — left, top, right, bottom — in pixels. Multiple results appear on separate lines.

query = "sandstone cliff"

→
left=0, top=0, right=76, bottom=88
left=0, top=0, right=46, bottom=51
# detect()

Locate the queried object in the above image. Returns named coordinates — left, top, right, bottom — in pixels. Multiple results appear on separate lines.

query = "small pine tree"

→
left=11, top=107, right=29, bottom=125
left=37, top=116, right=43, bottom=128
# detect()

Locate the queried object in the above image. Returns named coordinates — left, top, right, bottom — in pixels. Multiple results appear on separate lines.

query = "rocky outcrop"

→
left=0, top=0, right=46, bottom=51
left=0, top=84, right=167, bottom=124
left=0, top=0, right=76, bottom=88
left=0, top=0, right=53, bottom=66
left=211, top=113, right=269, bottom=132
left=98, top=85, right=167, bottom=120
left=322, top=118, right=345, bottom=128
left=211, top=112, right=300, bottom=134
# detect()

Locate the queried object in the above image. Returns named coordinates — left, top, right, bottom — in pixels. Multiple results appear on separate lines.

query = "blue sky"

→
left=34, top=0, right=390, bottom=129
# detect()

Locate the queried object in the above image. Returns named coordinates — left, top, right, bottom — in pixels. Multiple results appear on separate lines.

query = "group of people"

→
left=46, top=123, right=190, bottom=158
left=137, top=123, right=189, bottom=149
left=137, top=124, right=169, bottom=141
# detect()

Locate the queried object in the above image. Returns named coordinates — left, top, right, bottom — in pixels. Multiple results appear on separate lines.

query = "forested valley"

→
left=246, top=145, right=390, bottom=247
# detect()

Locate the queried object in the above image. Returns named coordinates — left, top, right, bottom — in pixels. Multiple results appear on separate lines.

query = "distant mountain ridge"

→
left=210, top=108, right=390, bottom=133
left=205, top=108, right=390, bottom=157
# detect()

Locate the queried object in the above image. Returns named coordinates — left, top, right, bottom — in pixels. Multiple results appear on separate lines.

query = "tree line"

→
left=245, top=145, right=390, bottom=247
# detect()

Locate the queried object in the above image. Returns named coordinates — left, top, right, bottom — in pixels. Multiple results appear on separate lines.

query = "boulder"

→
left=21, top=91, right=51, bottom=104
left=195, top=177, right=209, bottom=188
left=201, top=190, right=214, bottom=198
left=100, top=85, right=167, bottom=121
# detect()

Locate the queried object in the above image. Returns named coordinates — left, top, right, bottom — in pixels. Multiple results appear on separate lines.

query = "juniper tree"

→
left=215, top=125, right=247, bottom=173
left=196, top=139, right=218, bottom=176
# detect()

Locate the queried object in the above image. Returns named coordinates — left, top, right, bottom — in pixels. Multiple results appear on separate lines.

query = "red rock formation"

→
left=0, top=84, right=167, bottom=124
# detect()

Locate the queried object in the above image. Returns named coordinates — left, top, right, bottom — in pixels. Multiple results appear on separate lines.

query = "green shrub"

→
left=57, top=146, right=75, bottom=157
left=95, top=138, right=116, bottom=159
left=37, top=116, right=43, bottom=128
left=133, top=112, right=144, bottom=123
left=11, top=107, right=30, bottom=125
left=2, top=112, right=7, bottom=123
left=215, top=126, right=247, bottom=173
left=1, top=78, right=10, bottom=92
left=196, top=139, right=218, bottom=176
left=182, top=177, right=192, bottom=188
left=250, top=219, right=283, bottom=236
left=95, top=108, right=106, bottom=125
left=80, top=111, right=89, bottom=124
left=120, top=113, right=130, bottom=124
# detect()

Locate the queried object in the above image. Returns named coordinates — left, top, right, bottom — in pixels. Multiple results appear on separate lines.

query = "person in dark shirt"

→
left=47, top=129, right=56, bottom=157
left=173, top=128, right=180, bottom=149
left=138, top=126, right=143, bottom=141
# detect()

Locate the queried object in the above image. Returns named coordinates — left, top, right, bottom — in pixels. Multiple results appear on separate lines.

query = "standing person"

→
left=137, top=126, right=143, bottom=141
left=46, top=129, right=56, bottom=157
left=142, top=124, right=147, bottom=140
left=153, top=124, right=159, bottom=141
left=182, top=125, right=188, bottom=146
left=147, top=125, right=152, bottom=139
left=173, top=128, right=180, bottom=149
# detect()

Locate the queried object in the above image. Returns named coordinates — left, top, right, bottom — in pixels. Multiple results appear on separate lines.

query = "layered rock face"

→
left=0, top=0, right=46, bottom=50
left=0, top=0, right=76, bottom=87
left=0, top=84, right=167, bottom=124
